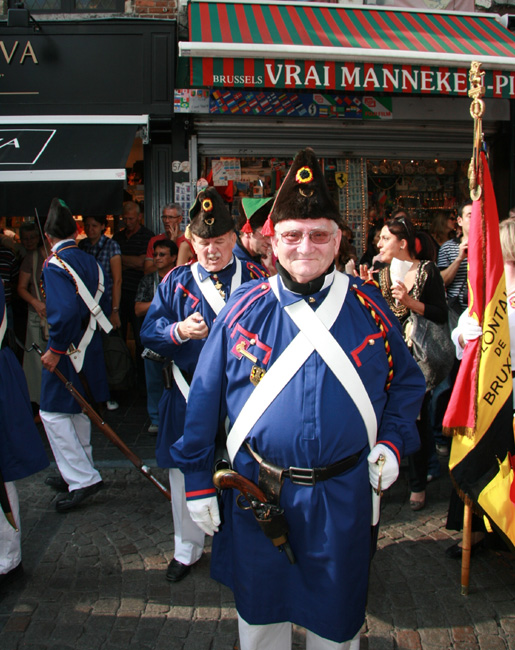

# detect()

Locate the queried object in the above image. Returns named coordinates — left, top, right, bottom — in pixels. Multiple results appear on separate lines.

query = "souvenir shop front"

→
left=176, top=0, right=515, bottom=257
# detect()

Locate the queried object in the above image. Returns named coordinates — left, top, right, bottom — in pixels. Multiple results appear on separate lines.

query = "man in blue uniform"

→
left=233, top=197, right=274, bottom=277
left=0, top=280, right=49, bottom=584
left=40, top=198, right=111, bottom=512
left=140, top=187, right=267, bottom=583
left=171, top=149, right=425, bottom=649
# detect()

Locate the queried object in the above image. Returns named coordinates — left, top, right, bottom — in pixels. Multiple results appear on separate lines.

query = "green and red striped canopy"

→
left=181, top=0, right=515, bottom=98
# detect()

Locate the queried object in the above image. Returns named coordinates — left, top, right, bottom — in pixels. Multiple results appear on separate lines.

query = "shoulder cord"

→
left=51, top=249, right=80, bottom=295
left=349, top=282, right=394, bottom=392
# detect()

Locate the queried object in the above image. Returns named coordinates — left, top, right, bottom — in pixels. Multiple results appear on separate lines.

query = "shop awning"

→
left=181, top=0, right=515, bottom=98
left=0, top=115, right=148, bottom=216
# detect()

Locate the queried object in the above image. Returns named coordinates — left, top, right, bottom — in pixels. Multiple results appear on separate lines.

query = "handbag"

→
left=404, top=313, right=455, bottom=392
left=102, top=329, right=136, bottom=391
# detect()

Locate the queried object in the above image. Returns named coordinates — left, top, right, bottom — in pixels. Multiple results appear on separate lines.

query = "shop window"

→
left=9, top=0, right=125, bottom=13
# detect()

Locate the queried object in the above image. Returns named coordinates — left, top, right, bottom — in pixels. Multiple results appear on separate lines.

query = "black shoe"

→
left=445, top=539, right=484, bottom=559
left=55, top=481, right=104, bottom=512
left=166, top=558, right=194, bottom=583
left=0, top=563, right=24, bottom=588
left=45, top=475, right=69, bottom=492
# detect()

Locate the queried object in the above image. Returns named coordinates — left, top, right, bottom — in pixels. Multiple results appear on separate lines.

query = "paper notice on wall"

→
left=174, top=182, right=194, bottom=218
left=212, top=158, right=241, bottom=186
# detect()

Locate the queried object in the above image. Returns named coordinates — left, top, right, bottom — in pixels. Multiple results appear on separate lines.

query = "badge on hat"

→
left=189, top=187, right=235, bottom=239
left=261, top=148, right=342, bottom=236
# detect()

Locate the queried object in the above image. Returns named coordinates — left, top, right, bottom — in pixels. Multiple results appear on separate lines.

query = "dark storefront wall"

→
left=0, top=19, right=176, bottom=216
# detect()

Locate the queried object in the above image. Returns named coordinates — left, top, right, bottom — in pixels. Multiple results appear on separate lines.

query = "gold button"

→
left=308, top=297, right=316, bottom=303
left=250, top=338, right=256, bottom=345
left=261, top=284, right=268, bottom=289
left=369, top=339, right=375, bottom=346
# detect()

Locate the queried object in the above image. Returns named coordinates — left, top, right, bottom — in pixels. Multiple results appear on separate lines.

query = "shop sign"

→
left=362, top=97, right=393, bottom=121
left=191, top=59, right=515, bottom=99
left=0, top=128, right=54, bottom=164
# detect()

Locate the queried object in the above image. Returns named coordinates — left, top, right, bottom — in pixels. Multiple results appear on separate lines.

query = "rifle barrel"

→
left=33, top=344, right=171, bottom=501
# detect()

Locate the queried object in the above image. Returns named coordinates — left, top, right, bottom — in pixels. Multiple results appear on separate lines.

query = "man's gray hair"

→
left=162, top=203, right=183, bottom=216
left=123, top=201, right=140, bottom=215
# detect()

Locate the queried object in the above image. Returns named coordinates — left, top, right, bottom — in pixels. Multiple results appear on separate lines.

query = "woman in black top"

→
left=375, top=216, right=448, bottom=510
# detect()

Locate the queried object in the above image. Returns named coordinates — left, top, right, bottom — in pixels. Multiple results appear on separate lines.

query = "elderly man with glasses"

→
left=171, top=149, right=425, bottom=650
left=144, top=203, right=185, bottom=275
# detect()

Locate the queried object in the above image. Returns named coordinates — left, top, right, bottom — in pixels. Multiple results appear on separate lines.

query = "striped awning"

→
left=181, top=0, right=515, bottom=98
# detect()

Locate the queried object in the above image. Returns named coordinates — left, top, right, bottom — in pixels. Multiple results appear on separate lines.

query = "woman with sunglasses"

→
left=430, top=211, right=457, bottom=249
left=373, top=215, right=448, bottom=510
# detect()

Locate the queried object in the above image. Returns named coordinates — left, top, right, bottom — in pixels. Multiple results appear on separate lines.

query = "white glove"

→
left=187, top=496, right=221, bottom=536
left=452, top=315, right=482, bottom=359
left=461, top=316, right=482, bottom=344
left=367, top=444, right=399, bottom=492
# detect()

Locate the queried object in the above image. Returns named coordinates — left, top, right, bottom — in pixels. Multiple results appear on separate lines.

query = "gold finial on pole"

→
left=468, top=61, right=485, bottom=201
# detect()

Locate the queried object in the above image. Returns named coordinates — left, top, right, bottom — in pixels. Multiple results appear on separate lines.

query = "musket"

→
left=0, top=466, right=19, bottom=531
left=213, top=468, right=296, bottom=564
left=32, top=343, right=171, bottom=502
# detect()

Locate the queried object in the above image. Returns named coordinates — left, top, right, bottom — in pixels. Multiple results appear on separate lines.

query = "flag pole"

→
left=461, top=504, right=472, bottom=595
left=459, top=62, right=486, bottom=596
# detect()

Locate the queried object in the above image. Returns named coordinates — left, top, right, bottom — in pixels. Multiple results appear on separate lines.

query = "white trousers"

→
left=0, top=482, right=21, bottom=574
left=40, top=411, right=101, bottom=492
left=169, top=468, right=205, bottom=565
left=238, top=615, right=360, bottom=650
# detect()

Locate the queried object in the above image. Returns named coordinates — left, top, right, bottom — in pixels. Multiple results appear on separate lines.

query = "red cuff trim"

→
left=49, top=346, right=66, bottom=355
left=170, top=323, right=181, bottom=345
left=186, top=488, right=217, bottom=499
left=377, top=440, right=401, bottom=465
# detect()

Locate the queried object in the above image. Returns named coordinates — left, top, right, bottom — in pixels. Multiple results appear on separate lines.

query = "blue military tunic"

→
left=40, top=241, right=109, bottom=413
left=171, top=272, right=425, bottom=643
left=232, top=240, right=269, bottom=279
left=0, top=282, right=48, bottom=481
left=140, top=256, right=265, bottom=468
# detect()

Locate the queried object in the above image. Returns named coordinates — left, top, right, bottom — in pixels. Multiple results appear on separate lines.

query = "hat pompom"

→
left=240, top=220, right=253, bottom=234
left=261, top=216, right=275, bottom=237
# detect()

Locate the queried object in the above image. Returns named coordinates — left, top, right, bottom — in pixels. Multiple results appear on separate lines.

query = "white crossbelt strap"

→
left=227, top=273, right=377, bottom=463
left=177, top=257, right=242, bottom=402
left=49, top=256, right=112, bottom=371
left=172, top=361, right=191, bottom=402
left=191, top=257, right=242, bottom=316
left=0, top=305, right=6, bottom=348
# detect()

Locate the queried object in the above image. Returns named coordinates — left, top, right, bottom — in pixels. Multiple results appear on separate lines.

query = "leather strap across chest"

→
left=48, top=255, right=112, bottom=371
left=226, top=272, right=378, bottom=464
left=190, top=257, right=242, bottom=315
left=176, top=258, right=242, bottom=402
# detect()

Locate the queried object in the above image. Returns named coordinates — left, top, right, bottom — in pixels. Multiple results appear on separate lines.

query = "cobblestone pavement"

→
left=1, top=390, right=515, bottom=649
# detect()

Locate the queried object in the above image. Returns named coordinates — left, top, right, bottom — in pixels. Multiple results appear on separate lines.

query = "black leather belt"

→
left=246, top=442, right=364, bottom=489
left=282, top=451, right=362, bottom=486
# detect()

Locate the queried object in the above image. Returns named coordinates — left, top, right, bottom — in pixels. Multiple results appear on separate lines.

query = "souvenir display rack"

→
left=366, top=158, right=468, bottom=230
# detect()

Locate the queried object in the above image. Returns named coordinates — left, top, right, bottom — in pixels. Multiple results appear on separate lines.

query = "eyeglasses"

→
left=162, top=214, right=182, bottom=221
left=153, top=252, right=169, bottom=257
left=276, top=229, right=334, bottom=245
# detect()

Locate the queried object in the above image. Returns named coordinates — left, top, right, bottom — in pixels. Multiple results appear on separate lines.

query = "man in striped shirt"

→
left=437, top=200, right=472, bottom=312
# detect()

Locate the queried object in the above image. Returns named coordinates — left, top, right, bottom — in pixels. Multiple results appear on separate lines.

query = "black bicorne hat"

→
left=189, top=187, right=235, bottom=239
left=262, top=148, right=342, bottom=236
left=44, top=198, right=77, bottom=239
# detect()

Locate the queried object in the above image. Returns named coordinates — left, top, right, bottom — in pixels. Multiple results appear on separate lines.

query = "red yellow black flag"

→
left=443, top=151, right=515, bottom=550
